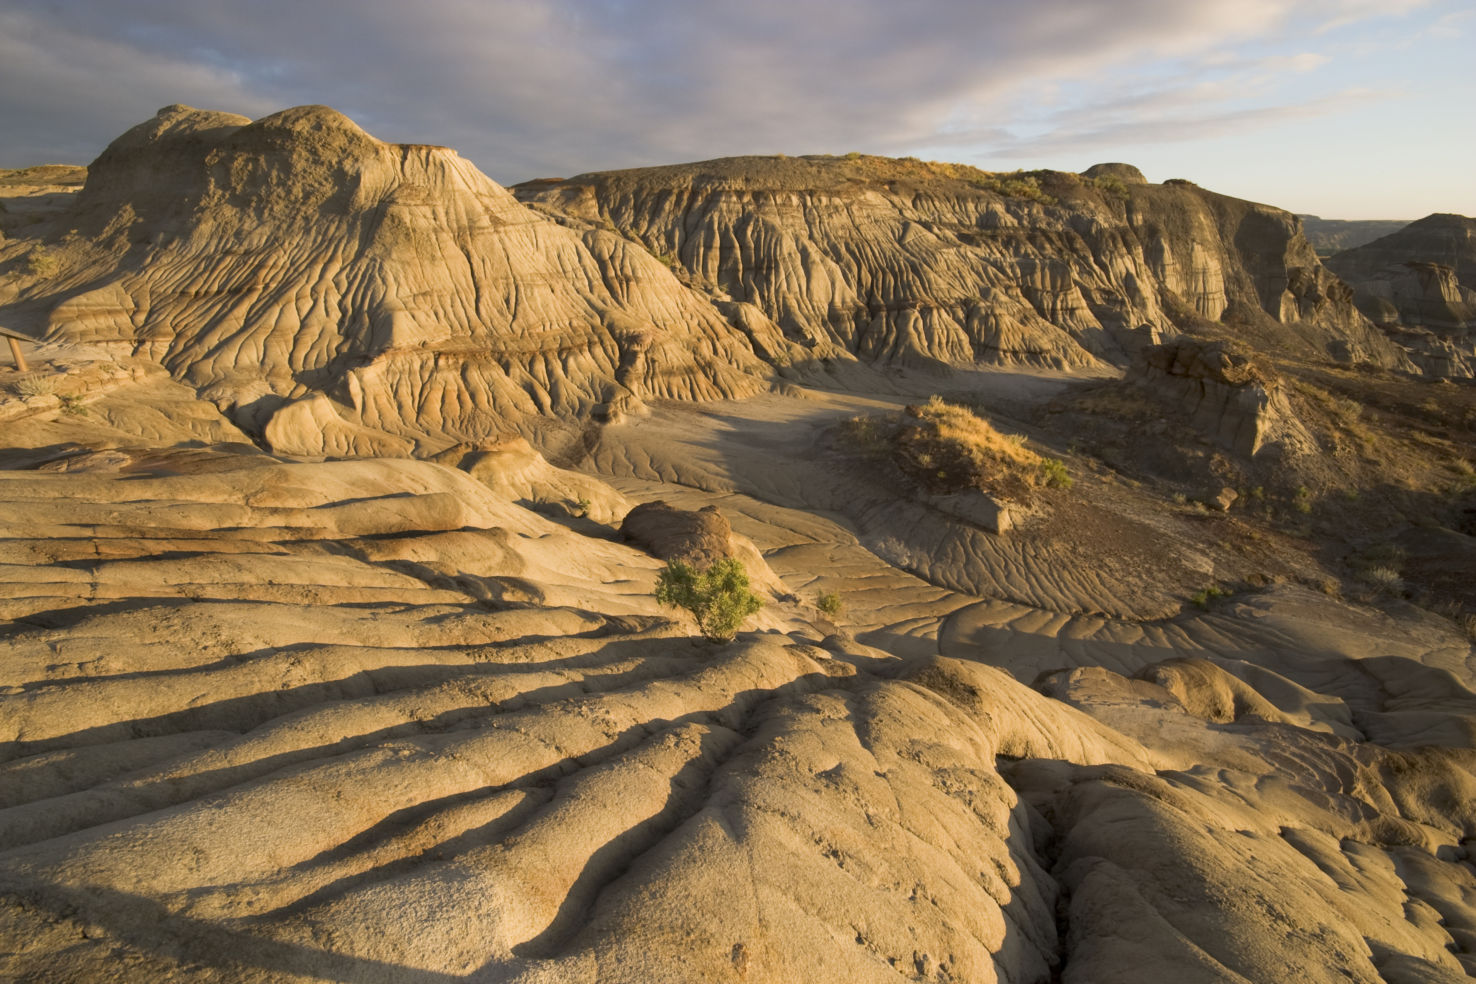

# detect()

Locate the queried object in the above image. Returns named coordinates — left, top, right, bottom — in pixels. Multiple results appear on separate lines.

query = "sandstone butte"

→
left=0, top=105, right=1473, bottom=983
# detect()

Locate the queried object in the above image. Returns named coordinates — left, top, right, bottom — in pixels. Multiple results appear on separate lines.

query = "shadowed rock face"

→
left=516, top=157, right=1405, bottom=371
left=1128, top=338, right=1316, bottom=459
left=24, top=105, right=782, bottom=454
left=1326, top=214, right=1476, bottom=377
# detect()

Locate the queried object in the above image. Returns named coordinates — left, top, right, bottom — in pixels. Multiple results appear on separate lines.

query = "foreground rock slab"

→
left=0, top=444, right=1473, bottom=983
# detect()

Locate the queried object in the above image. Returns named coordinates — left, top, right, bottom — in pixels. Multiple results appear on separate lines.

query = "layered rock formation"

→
left=0, top=107, right=1429, bottom=464
left=3, top=104, right=1475, bottom=984
left=517, top=157, right=1405, bottom=371
left=1127, top=337, right=1317, bottom=459
left=6, top=105, right=784, bottom=454
left=1326, top=214, right=1476, bottom=376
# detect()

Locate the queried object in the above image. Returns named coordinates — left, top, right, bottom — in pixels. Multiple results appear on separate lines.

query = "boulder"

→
left=620, top=500, right=734, bottom=570
left=1128, top=337, right=1317, bottom=459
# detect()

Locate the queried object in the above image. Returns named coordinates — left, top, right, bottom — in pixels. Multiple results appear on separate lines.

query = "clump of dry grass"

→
left=896, top=396, right=1055, bottom=496
left=15, top=374, right=56, bottom=398
left=840, top=397, right=1072, bottom=499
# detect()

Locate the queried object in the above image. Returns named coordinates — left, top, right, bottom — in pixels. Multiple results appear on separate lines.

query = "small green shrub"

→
left=25, top=248, right=57, bottom=277
left=58, top=394, right=86, bottom=416
left=816, top=591, right=843, bottom=616
left=1190, top=585, right=1230, bottom=609
left=1040, top=458, right=1073, bottom=489
left=655, top=558, right=763, bottom=642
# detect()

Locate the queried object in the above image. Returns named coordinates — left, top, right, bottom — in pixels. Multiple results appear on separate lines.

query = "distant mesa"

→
left=1325, top=213, right=1476, bottom=374
left=1297, top=214, right=1413, bottom=257
left=1082, top=162, right=1147, bottom=184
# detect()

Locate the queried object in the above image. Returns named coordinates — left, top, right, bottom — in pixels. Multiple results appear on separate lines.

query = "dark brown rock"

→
left=620, top=500, right=734, bottom=569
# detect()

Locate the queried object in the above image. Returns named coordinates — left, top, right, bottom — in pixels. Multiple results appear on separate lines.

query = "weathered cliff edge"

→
left=516, top=157, right=1406, bottom=372
left=1127, top=337, right=1316, bottom=460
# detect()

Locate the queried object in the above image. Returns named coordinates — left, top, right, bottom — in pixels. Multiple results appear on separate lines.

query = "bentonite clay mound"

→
left=9, top=105, right=786, bottom=455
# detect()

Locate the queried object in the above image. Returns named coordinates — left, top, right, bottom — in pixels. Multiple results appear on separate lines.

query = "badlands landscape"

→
left=0, top=104, right=1474, bottom=983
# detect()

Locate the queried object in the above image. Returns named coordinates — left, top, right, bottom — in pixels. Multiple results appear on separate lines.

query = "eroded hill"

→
left=515, top=156, right=1405, bottom=372
left=1327, top=214, right=1476, bottom=376
left=0, top=106, right=785, bottom=457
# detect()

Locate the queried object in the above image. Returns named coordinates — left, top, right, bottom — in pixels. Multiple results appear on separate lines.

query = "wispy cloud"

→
left=972, top=87, right=1384, bottom=160
left=0, top=0, right=1454, bottom=198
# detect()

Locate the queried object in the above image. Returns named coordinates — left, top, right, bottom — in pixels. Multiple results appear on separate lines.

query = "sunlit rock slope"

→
left=2, top=388, right=1475, bottom=983
left=516, top=156, right=1406, bottom=372
left=0, top=105, right=783, bottom=455
left=1, top=105, right=1474, bottom=984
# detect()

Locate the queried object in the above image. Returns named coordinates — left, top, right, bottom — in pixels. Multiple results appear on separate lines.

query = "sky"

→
left=1, top=0, right=1471, bottom=219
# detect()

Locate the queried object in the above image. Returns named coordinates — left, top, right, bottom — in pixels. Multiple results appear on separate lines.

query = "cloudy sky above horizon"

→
left=1, top=0, right=1471, bottom=219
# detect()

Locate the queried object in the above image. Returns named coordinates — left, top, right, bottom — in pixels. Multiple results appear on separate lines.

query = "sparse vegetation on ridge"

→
left=1090, top=174, right=1131, bottom=199
left=969, top=171, right=1054, bottom=205
left=25, top=247, right=57, bottom=277
left=1189, top=585, right=1231, bottom=609
left=14, top=374, right=55, bottom=398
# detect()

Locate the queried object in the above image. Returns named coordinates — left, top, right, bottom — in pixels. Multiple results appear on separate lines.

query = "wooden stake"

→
left=6, top=336, right=26, bottom=374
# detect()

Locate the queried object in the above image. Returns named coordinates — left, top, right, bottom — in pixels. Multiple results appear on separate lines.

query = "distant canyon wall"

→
left=0, top=106, right=1438, bottom=453
left=517, top=158, right=1404, bottom=372
left=1326, top=214, right=1476, bottom=377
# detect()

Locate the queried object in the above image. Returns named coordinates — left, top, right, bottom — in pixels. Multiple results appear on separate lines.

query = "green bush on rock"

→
left=655, top=558, right=763, bottom=642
